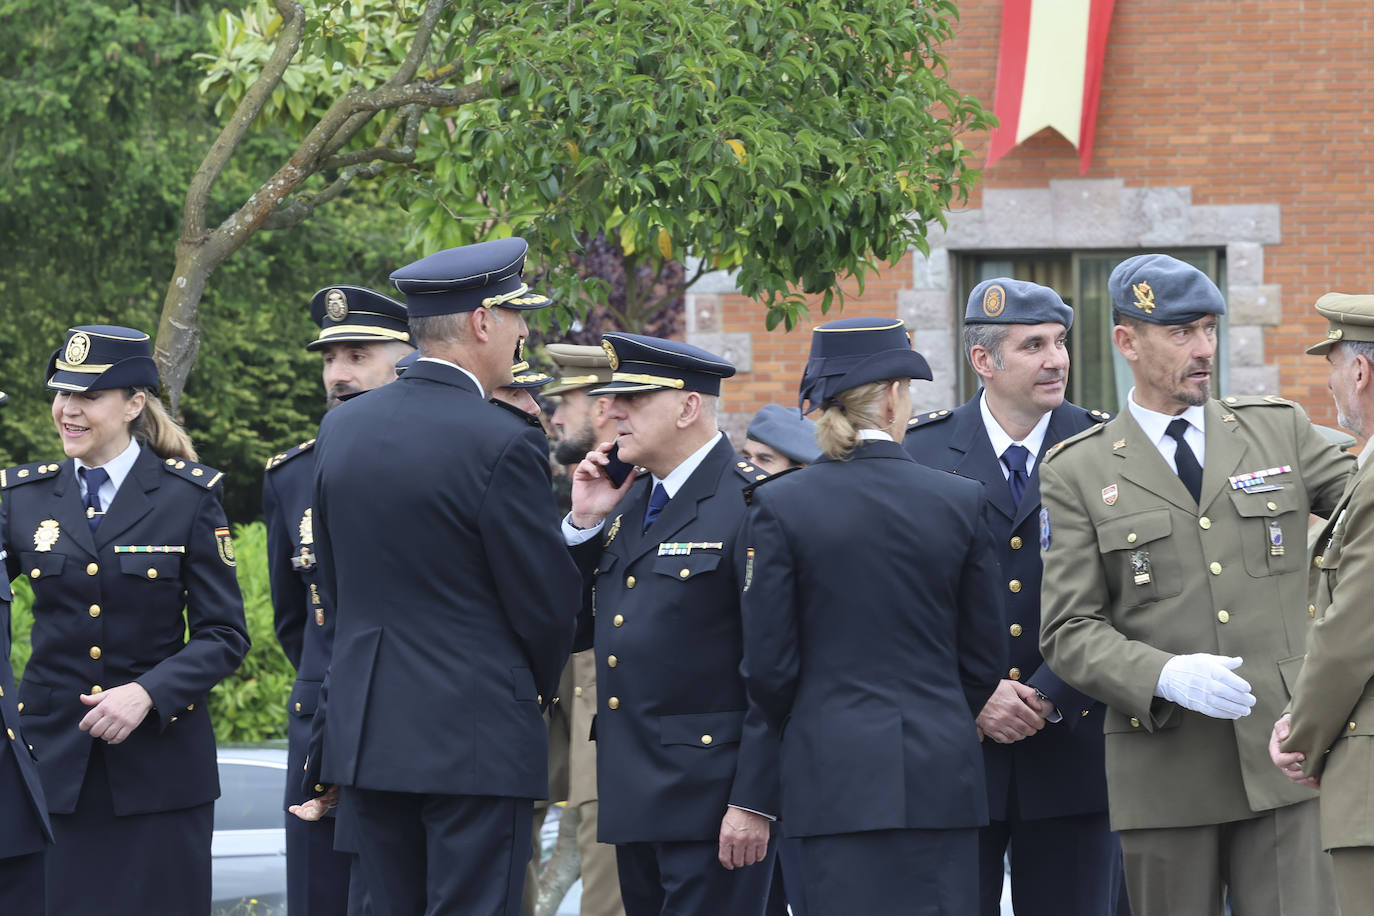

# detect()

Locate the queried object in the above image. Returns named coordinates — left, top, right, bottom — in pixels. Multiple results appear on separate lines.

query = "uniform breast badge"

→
left=656, top=542, right=724, bottom=556
left=34, top=519, right=61, bottom=552
left=299, top=508, right=314, bottom=546
left=1102, top=484, right=1118, bottom=506
left=743, top=547, right=755, bottom=591
left=1229, top=466, right=1292, bottom=493
left=1268, top=519, right=1285, bottom=556
left=603, top=514, right=622, bottom=547
left=1039, top=507, right=1051, bottom=550
left=1131, top=549, right=1152, bottom=586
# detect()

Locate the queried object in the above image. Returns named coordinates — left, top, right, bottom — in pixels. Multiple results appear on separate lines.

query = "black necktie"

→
left=1166, top=418, right=1203, bottom=503
left=1002, top=444, right=1030, bottom=506
left=643, top=483, right=669, bottom=532
left=80, top=466, right=110, bottom=534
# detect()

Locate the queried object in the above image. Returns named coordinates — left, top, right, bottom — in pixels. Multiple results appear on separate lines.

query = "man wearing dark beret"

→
left=299, top=238, right=582, bottom=916
left=1039, top=254, right=1351, bottom=916
left=564, top=333, right=779, bottom=916
left=904, top=277, right=1123, bottom=916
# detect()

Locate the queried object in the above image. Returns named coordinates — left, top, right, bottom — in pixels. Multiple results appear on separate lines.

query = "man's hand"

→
left=976, top=679, right=1046, bottom=744
left=717, top=807, right=770, bottom=870
left=1269, top=714, right=1320, bottom=789
left=79, top=683, right=153, bottom=745
left=1155, top=654, right=1256, bottom=719
left=289, top=786, right=340, bottom=822
left=570, top=440, right=638, bottom=529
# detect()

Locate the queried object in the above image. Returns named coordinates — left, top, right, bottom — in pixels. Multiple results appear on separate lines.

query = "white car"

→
left=214, top=743, right=289, bottom=915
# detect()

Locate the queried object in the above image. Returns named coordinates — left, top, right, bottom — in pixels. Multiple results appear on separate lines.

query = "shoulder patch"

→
left=1043, top=423, right=1108, bottom=463
left=264, top=438, right=316, bottom=471
left=741, top=465, right=802, bottom=505
left=906, top=408, right=955, bottom=430
left=1221, top=394, right=1294, bottom=409
left=0, top=460, right=62, bottom=490
left=161, top=457, right=224, bottom=489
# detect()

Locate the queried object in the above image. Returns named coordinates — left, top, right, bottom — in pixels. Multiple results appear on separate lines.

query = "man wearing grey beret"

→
left=740, top=405, right=822, bottom=476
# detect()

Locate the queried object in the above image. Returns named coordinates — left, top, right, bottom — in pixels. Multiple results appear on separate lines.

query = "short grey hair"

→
left=1341, top=340, right=1374, bottom=365
left=963, top=323, right=1010, bottom=370
left=409, top=312, right=468, bottom=351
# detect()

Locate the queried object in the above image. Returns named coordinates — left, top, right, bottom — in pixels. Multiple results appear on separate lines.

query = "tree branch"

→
left=318, top=144, right=416, bottom=169
left=259, top=160, right=391, bottom=231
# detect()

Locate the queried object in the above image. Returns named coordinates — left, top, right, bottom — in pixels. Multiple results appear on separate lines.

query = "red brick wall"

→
left=713, top=0, right=1374, bottom=429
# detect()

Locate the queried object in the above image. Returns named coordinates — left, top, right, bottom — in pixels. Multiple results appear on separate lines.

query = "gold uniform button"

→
left=29, top=568, right=40, bottom=579
left=187, top=704, right=194, bottom=711
left=613, top=614, right=625, bottom=627
left=90, top=685, right=102, bottom=694
left=1309, top=604, right=1317, bottom=618
left=1126, top=533, right=1138, bottom=544
left=607, top=697, right=620, bottom=710
left=538, top=695, right=543, bottom=705
left=170, top=716, right=179, bottom=724
left=315, top=784, right=326, bottom=793
left=1349, top=721, right=1358, bottom=731
left=1217, top=610, right=1230, bottom=624
left=0, top=685, right=4, bottom=697
left=1009, top=624, right=1023, bottom=637
left=1081, top=709, right=1090, bottom=717
left=1267, top=501, right=1278, bottom=511
left=89, top=646, right=102, bottom=659
left=6, top=728, right=13, bottom=740
left=89, top=604, right=101, bottom=618
left=16, top=703, right=23, bottom=713
left=86, top=563, right=99, bottom=576
left=626, top=576, right=636, bottom=589
left=607, top=655, right=619, bottom=667
left=679, top=568, right=690, bottom=579
left=1199, top=517, right=1212, bottom=530
left=295, top=702, right=302, bottom=712
left=147, top=568, right=158, bottom=579
left=1130, top=717, right=1141, bottom=728
left=1008, top=579, right=1022, bottom=594
left=574, top=686, right=583, bottom=697
left=1209, top=562, right=1222, bottom=575
left=1010, top=536, right=1023, bottom=550
left=1314, top=556, right=1324, bottom=568
left=1009, top=667, right=1022, bottom=680
left=1225, top=396, right=1239, bottom=405
left=701, top=734, right=713, bottom=745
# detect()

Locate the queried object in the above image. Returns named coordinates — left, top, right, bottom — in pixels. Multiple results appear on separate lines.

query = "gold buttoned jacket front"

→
left=1039, top=397, right=1352, bottom=831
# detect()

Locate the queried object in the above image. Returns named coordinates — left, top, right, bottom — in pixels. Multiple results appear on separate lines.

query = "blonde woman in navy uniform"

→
left=2, top=326, right=249, bottom=915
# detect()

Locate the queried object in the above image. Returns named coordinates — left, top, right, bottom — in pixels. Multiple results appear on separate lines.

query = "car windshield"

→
left=215, top=759, right=286, bottom=832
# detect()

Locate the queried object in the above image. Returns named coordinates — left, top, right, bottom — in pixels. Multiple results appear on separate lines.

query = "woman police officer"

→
left=738, top=317, right=1008, bottom=915
left=1, top=325, right=249, bottom=914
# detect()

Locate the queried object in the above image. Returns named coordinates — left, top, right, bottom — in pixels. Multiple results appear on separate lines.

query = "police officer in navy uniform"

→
left=738, top=317, right=1005, bottom=916
left=565, top=333, right=779, bottom=916
left=903, top=279, right=1125, bottom=916
left=2, top=326, right=249, bottom=915
left=299, top=238, right=580, bottom=916
left=0, top=391, right=55, bottom=916
left=264, top=286, right=413, bottom=916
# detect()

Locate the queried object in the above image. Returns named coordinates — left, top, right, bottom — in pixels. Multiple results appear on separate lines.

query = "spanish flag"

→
left=985, top=0, right=1116, bottom=174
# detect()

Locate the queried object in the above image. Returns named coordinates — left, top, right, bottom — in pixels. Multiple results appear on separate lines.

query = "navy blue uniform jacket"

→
left=571, top=436, right=780, bottom=844
left=309, top=359, right=579, bottom=799
left=739, top=439, right=1006, bottom=836
left=1, top=586, right=52, bottom=859
left=903, top=399, right=1110, bottom=821
left=2, top=449, right=249, bottom=815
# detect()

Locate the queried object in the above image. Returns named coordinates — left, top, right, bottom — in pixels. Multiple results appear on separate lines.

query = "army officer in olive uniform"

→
left=4, top=326, right=249, bottom=915
left=1039, top=256, right=1350, bottom=916
left=1273, top=293, right=1374, bottom=913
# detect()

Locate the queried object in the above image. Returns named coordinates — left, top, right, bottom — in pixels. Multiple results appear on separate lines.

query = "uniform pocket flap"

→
left=659, top=710, right=744, bottom=747
left=1228, top=486, right=1304, bottom=518
left=19, top=551, right=65, bottom=580
left=17, top=681, right=53, bottom=717
left=116, top=553, right=182, bottom=580
left=1095, top=510, right=1173, bottom=552
left=652, top=553, right=722, bottom=581
left=290, top=681, right=322, bottom=717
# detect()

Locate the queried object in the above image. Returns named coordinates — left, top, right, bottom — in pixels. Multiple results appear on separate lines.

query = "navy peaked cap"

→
left=390, top=238, right=552, bottom=317
left=1108, top=254, right=1226, bottom=325
left=590, top=333, right=735, bottom=396
left=800, top=317, right=931, bottom=411
left=747, top=404, right=822, bottom=465
left=46, top=325, right=159, bottom=393
left=307, top=285, right=413, bottom=351
left=965, top=277, right=1073, bottom=329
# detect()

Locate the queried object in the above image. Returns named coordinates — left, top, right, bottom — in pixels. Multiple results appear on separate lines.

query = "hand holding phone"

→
left=603, top=442, right=635, bottom=487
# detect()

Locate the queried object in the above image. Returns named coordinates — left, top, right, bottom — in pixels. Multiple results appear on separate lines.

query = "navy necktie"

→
left=1002, top=444, right=1030, bottom=506
left=80, top=466, right=109, bottom=534
left=1166, top=418, right=1203, bottom=503
left=643, top=483, right=669, bottom=532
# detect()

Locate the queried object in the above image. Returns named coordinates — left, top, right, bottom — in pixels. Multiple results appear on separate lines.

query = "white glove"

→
left=1155, top=654, right=1256, bottom=720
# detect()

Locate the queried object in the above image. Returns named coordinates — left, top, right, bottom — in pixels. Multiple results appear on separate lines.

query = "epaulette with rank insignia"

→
left=161, top=457, right=224, bottom=489
left=906, top=408, right=955, bottom=430
left=264, top=438, right=316, bottom=471
left=1222, top=394, right=1294, bottom=409
left=742, top=465, right=803, bottom=505
left=733, top=459, right=773, bottom=485
left=1085, top=407, right=1113, bottom=423
left=0, top=460, right=62, bottom=490
left=1043, top=423, right=1108, bottom=463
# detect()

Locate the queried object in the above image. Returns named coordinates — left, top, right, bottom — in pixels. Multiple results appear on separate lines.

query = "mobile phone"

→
left=604, top=442, right=635, bottom=487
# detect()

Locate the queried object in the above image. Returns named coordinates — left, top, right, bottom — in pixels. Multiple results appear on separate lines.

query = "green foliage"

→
left=8, top=521, right=294, bottom=744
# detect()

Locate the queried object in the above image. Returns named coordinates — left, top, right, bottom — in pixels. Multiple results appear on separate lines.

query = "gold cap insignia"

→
left=299, top=508, right=314, bottom=546
left=1132, top=281, right=1155, bottom=314
left=602, top=340, right=620, bottom=371
left=34, top=519, right=61, bottom=552
left=982, top=284, right=1006, bottom=318
left=1329, top=328, right=1344, bottom=340
left=325, top=289, right=349, bottom=322
left=65, top=331, right=92, bottom=366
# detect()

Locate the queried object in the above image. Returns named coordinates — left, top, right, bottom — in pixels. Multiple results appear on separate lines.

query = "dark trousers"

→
left=286, top=810, right=353, bottom=915
left=763, top=836, right=806, bottom=916
left=979, top=810, right=1124, bottom=916
left=343, top=787, right=532, bottom=916
left=0, top=851, right=45, bottom=916
left=615, top=838, right=776, bottom=916
left=799, top=827, right=977, bottom=916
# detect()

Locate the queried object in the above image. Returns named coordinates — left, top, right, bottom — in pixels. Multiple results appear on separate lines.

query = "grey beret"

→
left=965, top=278, right=1074, bottom=329
left=1108, top=254, right=1226, bottom=325
left=747, top=404, right=822, bottom=465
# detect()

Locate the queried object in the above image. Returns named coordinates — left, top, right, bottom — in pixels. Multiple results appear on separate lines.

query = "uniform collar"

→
left=417, top=356, right=485, bottom=398
left=857, top=428, right=894, bottom=443
left=75, top=436, right=141, bottom=497
left=978, top=391, right=1051, bottom=470
left=1126, top=387, right=1207, bottom=449
left=654, top=431, right=723, bottom=498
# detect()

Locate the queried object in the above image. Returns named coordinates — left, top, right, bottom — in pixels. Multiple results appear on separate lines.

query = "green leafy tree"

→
left=165, top=0, right=989, bottom=405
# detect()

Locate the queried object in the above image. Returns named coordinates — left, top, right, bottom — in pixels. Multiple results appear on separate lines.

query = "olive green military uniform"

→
left=1040, top=395, right=1352, bottom=916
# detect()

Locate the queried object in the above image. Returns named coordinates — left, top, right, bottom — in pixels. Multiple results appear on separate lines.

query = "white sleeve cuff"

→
left=562, top=514, right=604, bottom=545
